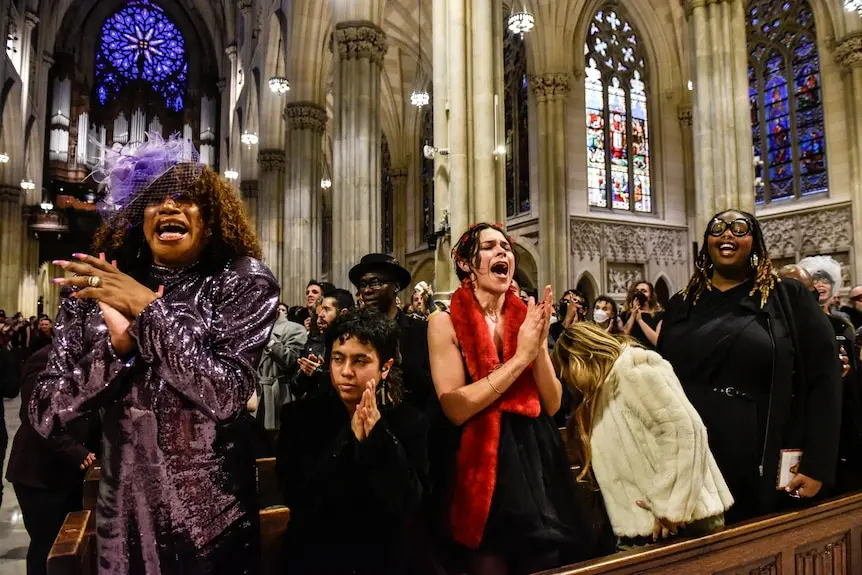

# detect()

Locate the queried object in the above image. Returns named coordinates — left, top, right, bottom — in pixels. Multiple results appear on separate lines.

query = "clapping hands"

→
left=350, top=379, right=381, bottom=442
left=515, top=285, right=553, bottom=364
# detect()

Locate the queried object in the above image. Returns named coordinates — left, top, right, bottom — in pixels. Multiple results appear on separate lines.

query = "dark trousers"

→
left=15, top=483, right=83, bottom=575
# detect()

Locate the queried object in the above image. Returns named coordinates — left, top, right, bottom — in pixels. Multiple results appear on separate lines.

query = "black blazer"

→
left=395, top=311, right=434, bottom=412
left=276, top=392, right=428, bottom=574
left=661, top=278, right=842, bottom=510
left=6, top=345, right=100, bottom=490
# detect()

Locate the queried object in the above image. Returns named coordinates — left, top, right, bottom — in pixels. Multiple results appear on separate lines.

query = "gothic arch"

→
left=513, top=240, right=540, bottom=290
left=575, top=271, right=598, bottom=306
left=411, top=257, right=434, bottom=292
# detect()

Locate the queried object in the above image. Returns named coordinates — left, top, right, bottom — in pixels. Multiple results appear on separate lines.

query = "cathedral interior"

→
left=0, top=0, right=859, bottom=314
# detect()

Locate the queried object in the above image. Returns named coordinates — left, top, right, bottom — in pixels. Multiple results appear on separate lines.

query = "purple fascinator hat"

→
left=91, top=132, right=202, bottom=226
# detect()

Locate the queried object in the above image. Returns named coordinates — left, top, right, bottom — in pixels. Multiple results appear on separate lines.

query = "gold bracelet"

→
left=487, top=376, right=503, bottom=395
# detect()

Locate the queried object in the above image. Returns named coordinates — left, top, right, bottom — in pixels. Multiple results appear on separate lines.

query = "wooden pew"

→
left=82, top=457, right=283, bottom=511
left=547, top=492, right=862, bottom=574
left=47, top=507, right=291, bottom=575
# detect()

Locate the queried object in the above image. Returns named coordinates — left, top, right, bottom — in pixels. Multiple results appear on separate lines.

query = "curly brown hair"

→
left=92, top=165, right=262, bottom=281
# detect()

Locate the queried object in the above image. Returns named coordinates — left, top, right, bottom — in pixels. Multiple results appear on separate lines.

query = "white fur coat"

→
left=590, top=346, right=734, bottom=538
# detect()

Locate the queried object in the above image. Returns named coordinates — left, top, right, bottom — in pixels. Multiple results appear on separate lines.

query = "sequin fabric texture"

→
left=29, top=257, right=279, bottom=574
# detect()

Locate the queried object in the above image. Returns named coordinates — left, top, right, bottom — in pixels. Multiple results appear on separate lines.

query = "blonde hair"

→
left=552, top=322, right=635, bottom=482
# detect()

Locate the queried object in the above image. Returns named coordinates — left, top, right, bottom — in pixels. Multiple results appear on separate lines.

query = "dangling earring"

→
left=750, top=253, right=760, bottom=268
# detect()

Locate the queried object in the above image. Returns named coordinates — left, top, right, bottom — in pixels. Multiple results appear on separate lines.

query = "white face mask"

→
left=593, top=308, right=610, bottom=324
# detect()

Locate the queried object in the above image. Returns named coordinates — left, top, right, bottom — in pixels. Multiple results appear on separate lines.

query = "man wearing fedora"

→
left=350, top=254, right=433, bottom=412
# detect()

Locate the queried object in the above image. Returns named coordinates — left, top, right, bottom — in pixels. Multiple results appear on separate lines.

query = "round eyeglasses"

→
left=708, top=218, right=751, bottom=238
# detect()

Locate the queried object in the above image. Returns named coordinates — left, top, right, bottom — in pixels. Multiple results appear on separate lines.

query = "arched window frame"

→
left=95, top=0, right=188, bottom=112
left=747, top=0, right=828, bottom=204
left=504, top=26, right=531, bottom=218
left=584, top=5, right=653, bottom=214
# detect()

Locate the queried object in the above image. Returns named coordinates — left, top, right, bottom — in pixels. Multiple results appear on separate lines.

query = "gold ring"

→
left=88, top=276, right=102, bottom=288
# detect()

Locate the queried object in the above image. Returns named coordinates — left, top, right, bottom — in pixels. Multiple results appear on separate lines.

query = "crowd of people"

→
left=0, top=134, right=856, bottom=575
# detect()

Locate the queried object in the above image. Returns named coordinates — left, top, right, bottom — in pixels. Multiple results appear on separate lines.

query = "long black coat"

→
left=660, top=278, right=842, bottom=515
left=276, top=393, right=429, bottom=575
left=395, top=311, right=434, bottom=412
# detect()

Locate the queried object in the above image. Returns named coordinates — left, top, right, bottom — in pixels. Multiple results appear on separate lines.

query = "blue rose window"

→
left=96, top=0, right=188, bottom=112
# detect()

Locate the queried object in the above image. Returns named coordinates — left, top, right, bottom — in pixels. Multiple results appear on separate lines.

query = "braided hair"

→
left=682, top=210, right=777, bottom=308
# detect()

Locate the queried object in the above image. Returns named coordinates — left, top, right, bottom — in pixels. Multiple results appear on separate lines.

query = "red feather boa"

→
left=448, top=284, right=541, bottom=549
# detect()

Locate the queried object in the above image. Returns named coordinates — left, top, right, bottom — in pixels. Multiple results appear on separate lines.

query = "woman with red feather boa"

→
left=427, top=223, right=605, bottom=574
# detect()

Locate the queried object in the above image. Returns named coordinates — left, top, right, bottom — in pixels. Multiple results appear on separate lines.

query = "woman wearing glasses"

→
left=657, top=210, right=842, bottom=523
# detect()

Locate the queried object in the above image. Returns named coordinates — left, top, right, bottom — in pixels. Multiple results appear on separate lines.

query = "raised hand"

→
left=351, top=390, right=368, bottom=442
left=361, top=379, right=381, bottom=437
left=298, top=354, right=322, bottom=376
left=516, top=297, right=545, bottom=364
left=53, top=253, right=161, bottom=318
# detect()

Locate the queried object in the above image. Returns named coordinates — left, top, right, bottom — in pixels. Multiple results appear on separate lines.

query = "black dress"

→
left=659, top=282, right=772, bottom=523
left=276, top=392, right=429, bottom=575
left=659, top=279, right=843, bottom=523
left=427, top=378, right=613, bottom=574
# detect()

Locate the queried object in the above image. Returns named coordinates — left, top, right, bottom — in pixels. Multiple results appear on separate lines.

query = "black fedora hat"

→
left=349, top=254, right=412, bottom=290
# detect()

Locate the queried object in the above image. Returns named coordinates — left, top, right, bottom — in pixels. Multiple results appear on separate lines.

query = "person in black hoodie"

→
left=6, top=345, right=100, bottom=575
left=276, top=308, right=428, bottom=574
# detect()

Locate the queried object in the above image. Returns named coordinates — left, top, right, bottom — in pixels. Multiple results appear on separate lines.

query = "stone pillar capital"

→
left=333, top=21, right=388, bottom=68
left=216, top=78, right=227, bottom=92
left=258, top=149, right=286, bottom=172
left=531, top=73, right=571, bottom=102
left=240, top=179, right=258, bottom=199
left=284, top=102, right=328, bottom=133
left=678, top=105, right=693, bottom=128
left=225, top=44, right=238, bottom=59
left=238, top=0, right=253, bottom=15
left=24, top=11, right=39, bottom=29
left=836, top=33, right=862, bottom=72
left=0, top=186, right=21, bottom=203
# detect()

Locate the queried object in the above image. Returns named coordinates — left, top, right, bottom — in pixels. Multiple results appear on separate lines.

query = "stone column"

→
left=226, top=45, right=239, bottom=135
left=331, top=21, right=387, bottom=288
left=217, top=79, right=229, bottom=170
left=836, top=34, right=862, bottom=283
left=20, top=12, right=38, bottom=117
left=432, top=0, right=454, bottom=293
left=283, top=102, right=326, bottom=303
left=471, top=0, right=497, bottom=223
left=533, top=73, right=571, bottom=294
left=390, top=167, right=408, bottom=264
left=685, top=0, right=753, bottom=233
left=18, top=206, right=38, bottom=316
left=257, top=149, right=285, bottom=282
left=239, top=179, right=258, bottom=231
left=0, top=186, right=22, bottom=312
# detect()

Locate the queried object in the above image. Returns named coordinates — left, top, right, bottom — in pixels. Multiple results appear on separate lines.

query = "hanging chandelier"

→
left=508, top=9, right=535, bottom=37
left=410, top=90, right=430, bottom=107
left=268, top=76, right=290, bottom=94
left=240, top=132, right=258, bottom=147
left=20, top=179, right=35, bottom=190
left=410, top=0, right=430, bottom=108
left=320, top=178, right=332, bottom=189
left=845, top=0, right=862, bottom=16
left=0, top=153, right=9, bottom=163
left=224, top=169, right=239, bottom=181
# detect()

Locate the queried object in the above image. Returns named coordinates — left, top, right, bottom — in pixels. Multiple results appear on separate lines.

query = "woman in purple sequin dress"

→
left=29, top=136, right=279, bottom=574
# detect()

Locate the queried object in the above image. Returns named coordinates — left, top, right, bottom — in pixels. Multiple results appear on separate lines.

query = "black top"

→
left=395, top=311, right=434, bottom=412
left=276, top=393, right=429, bottom=575
left=621, top=310, right=664, bottom=350
left=659, top=279, right=842, bottom=521
left=6, top=345, right=99, bottom=489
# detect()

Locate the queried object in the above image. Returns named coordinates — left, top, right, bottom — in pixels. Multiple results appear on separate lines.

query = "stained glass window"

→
left=748, top=0, right=827, bottom=203
left=421, top=106, right=435, bottom=244
left=96, top=0, right=188, bottom=112
left=585, top=6, right=652, bottom=213
left=382, top=134, right=394, bottom=255
left=504, top=25, right=531, bottom=218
